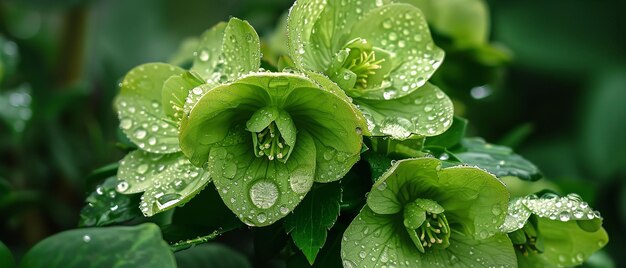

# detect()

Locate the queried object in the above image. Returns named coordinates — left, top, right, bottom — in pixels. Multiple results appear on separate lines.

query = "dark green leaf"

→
left=175, top=244, right=250, bottom=268
left=20, top=223, right=176, bottom=268
left=454, top=137, right=543, bottom=181
left=424, top=116, right=468, bottom=148
left=285, top=183, right=342, bottom=264
left=79, top=177, right=142, bottom=227
left=362, top=151, right=393, bottom=182
left=0, top=240, right=16, bottom=268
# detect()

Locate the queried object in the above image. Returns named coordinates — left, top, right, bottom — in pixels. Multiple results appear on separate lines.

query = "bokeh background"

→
left=0, top=0, right=624, bottom=266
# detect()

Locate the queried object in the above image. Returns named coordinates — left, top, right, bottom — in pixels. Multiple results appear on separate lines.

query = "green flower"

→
left=500, top=193, right=608, bottom=267
left=114, top=17, right=260, bottom=216
left=287, top=0, right=453, bottom=139
left=178, top=72, right=367, bottom=226
left=341, top=158, right=516, bottom=267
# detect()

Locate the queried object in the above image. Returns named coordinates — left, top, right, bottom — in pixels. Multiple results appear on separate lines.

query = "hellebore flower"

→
left=500, top=193, right=608, bottom=267
left=341, top=158, right=517, bottom=267
left=287, top=0, right=453, bottom=139
left=114, top=17, right=260, bottom=216
left=178, top=72, right=367, bottom=226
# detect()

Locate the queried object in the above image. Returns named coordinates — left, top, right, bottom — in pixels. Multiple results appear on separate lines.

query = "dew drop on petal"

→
left=249, top=180, right=279, bottom=209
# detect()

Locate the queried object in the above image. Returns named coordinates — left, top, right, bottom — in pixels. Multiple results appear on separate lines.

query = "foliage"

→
left=0, top=0, right=619, bottom=267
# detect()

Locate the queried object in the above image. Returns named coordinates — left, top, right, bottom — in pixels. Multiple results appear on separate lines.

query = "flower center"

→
left=416, top=211, right=450, bottom=250
left=509, top=216, right=544, bottom=256
left=253, top=122, right=290, bottom=161
left=343, top=50, right=386, bottom=89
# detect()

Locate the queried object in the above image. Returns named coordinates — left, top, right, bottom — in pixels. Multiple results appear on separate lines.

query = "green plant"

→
left=4, top=0, right=609, bottom=267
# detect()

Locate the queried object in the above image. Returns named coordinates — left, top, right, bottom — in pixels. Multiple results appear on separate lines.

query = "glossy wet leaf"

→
left=0, top=240, right=15, bottom=268
left=20, top=223, right=176, bottom=268
left=341, top=206, right=516, bottom=268
left=114, top=63, right=184, bottom=154
left=175, top=244, right=250, bottom=268
left=356, top=83, right=453, bottom=138
left=190, top=18, right=260, bottom=86
left=79, top=177, right=142, bottom=227
left=424, top=116, right=468, bottom=148
left=454, top=137, right=543, bottom=181
left=285, top=183, right=342, bottom=264
left=117, top=150, right=211, bottom=217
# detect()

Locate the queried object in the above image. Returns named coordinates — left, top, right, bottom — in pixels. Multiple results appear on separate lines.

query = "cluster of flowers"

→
left=112, top=0, right=607, bottom=267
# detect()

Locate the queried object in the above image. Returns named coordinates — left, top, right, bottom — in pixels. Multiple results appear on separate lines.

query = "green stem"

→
left=169, top=229, right=223, bottom=252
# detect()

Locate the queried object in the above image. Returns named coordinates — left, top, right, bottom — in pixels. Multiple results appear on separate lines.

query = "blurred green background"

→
left=0, top=0, right=624, bottom=266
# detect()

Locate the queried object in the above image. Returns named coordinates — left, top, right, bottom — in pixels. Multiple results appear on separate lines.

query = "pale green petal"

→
left=116, top=150, right=210, bottom=217
left=367, top=157, right=441, bottom=215
left=207, top=126, right=316, bottom=226
left=347, top=4, right=445, bottom=100
left=114, top=63, right=184, bottom=154
left=341, top=206, right=516, bottom=268
left=356, top=83, right=453, bottom=138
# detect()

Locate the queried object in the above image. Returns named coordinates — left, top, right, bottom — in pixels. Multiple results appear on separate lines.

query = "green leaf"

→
left=0, top=240, right=16, bottom=268
left=341, top=206, right=516, bottom=268
left=114, top=63, right=185, bottom=154
left=454, top=137, right=543, bottom=181
left=20, top=223, right=176, bottom=268
left=424, top=116, right=468, bottom=148
left=362, top=151, right=394, bottom=182
left=79, top=177, right=142, bottom=227
left=191, top=18, right=260, bottom=85
left=404, top=0, right=489, bottom=48
left=345, top=3, right=445, bottom=100
left=116, top=150, right=211, bottom=217
left=175, top=244, right=250, bottom=268
left=285, top=183, right=342, bottom=264
left=356, top=83, right=453, bottom=139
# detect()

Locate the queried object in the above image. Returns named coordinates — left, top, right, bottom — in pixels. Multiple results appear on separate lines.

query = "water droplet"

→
left=359, top=251, right=366, bottom=259
left=249, top=180, right=279, bottom=209
left=82, top=235, right=91, bottom=242
left=559, top=211, right=571, bottom=221
left=268, top=76, right=290, bottom=90
left=192, top=87, right=203, bottom=95
left=137, top=164, right=149, bottom=174
left=343, top=260, right=357, bottom=268
left=382, top=19, right=393, bottom=29
left=148, top=137, right=157, bottom=145
left=116, top=181, right=129, bottom=192
left=323, top=147, right=336, bottom=160
left=280, top=206, right=289, bottom=215
left=134, top=129, right=147, bottom=139
left=223, top=161, right=237, bottom=179
left=120, top=118, right=132, bottom=129
left=257, top=213, right=267, bottom=223
left=110, top=205, right=119, bottom=211
left=199, top=50, right=209, bottom=61
left=156, top=193, right=182, bottom=209
left=289, top=168, right=312, bottom=194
